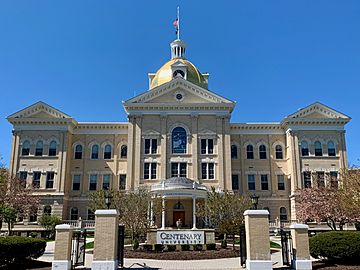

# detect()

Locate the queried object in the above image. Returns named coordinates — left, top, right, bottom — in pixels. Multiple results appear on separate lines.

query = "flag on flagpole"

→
left=173, top=18, right=179, bottom=35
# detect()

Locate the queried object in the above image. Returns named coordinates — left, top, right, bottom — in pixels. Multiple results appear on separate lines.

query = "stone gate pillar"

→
left=52, top=224, right=74, bottom=270
left=92, top=209, right=119, bottom=270
left=290, top=224, right=312, bottom=270
left=244, top=210, right=272, bottom=270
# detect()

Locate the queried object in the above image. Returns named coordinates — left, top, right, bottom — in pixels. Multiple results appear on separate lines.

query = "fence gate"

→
left=239, top=224, right=247, bottom=267
left=71, top=229, right=86, bottom=269
left=117, top=224, right=125, bottom=269
left=280, top=228, right=293, bottom=267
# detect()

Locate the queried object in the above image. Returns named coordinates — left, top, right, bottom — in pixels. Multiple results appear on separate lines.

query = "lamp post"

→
left=250, top=193, right=259, bottom=210
left=105, top=191, right=113, bottom=209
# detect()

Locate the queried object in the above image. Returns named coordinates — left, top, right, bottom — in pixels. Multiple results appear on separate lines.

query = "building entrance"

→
left=173, top=211, right=185, bottom=227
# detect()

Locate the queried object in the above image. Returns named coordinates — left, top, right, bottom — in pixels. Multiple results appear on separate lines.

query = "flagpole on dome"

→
left=177, top=6, right=180, bottom=40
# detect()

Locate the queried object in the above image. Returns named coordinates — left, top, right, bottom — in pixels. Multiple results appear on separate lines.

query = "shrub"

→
left=154, top=244, right=164, bottom=252
left=206, top=243, right=216, bottom=250
left=221, top=239, right=227, bottom=249
left=193, top=244, right=203, bottom=251
left=309, top=231, right=360, bottom=260
left=181, top=244, right=190, bottom=251
left=0, top=236, right=46, bottom=265
left=167, top=245, right=176, bottom=252
left=132, top=239, right=139, bottom=250
left=142, top=244, right=153, bottom=251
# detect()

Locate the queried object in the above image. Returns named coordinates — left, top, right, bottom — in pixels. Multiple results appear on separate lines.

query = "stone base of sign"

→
left=92, top=260, right=118, bottom=270
left=246, top=260, right=272, bottom=270
left=293, top=259, right=312, bottom=270
left=51, top=260, right=71, bottom=270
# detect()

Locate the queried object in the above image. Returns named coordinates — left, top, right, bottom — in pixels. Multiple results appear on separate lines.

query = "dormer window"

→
left=173, top=69, right=185, bottom=78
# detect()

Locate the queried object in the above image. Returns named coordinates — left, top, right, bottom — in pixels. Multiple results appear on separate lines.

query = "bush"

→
left=154, top=244, right=164, bottom=252
left=221, top=239, right=227, bottom=249
left=167, top=245, right=176, bottom=252
left=181, top=244, right=190, bottom=251
left=206, top=243, right=216, bottom=250
left=142, top=244, right=152, bottom=251
left=132, top=239, right=139, bottom=250
left=310, top=231, right=360, bottom=260
left=193, top=244, right=203, bottom=251
left=0, top=236, right=46, bottom=265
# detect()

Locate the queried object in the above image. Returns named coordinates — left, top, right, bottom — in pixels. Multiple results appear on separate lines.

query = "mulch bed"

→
left=124, top=247, right=240, bottom=260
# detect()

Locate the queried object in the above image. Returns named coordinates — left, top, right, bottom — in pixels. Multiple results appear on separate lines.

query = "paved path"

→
left=39, top=240, right=291, bottom=269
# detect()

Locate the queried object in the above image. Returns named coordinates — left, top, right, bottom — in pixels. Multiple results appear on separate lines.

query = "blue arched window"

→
left=172, top=127, right=187, bottom=154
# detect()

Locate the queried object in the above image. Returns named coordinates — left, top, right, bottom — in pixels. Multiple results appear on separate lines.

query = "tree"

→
left=38, top=214, right=61, bottom=239
left=0, top=166, right=40, bottom=235
left=89, top=189, right=161, bottom=241
left=339, top=168, right=360, bottom=221
left=196, top=187, right=251, bottom=249
left=295, top=173, right=354, bottom=231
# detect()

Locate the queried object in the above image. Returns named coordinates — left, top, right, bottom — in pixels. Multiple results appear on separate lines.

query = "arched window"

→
left=43, top=205, right=52, bottom=215
left=301, top=141, right=309, bottom=156
left=328, top=141, right=336, bottom=157
left=91, top=145, right=99, bottom=159
left=174, top=201, right=185, bottom=210
left=22, top=140, right=30, bottom=156
left=70, top=207, right=78, bottom=220
left=172, top=127, right=187, bottom=154
left=104, top=144, right=112, bottom=159
left=280, top=207, right=287, bottom=221
left=120, top=145, right=127, bottom=158
left=314, top=141, right=322, bottom=157
left=259, top=144, right=267, bottom=159
left=35, top=141, right=43, bottom=156
left=246, top=145, right=254, bottom=159
left=275, top=145, right=283, bottom=159
left=231, top=145, right=238, bottom=159
left=75, top=145, right=83, bottom=159
left=48, top=140, right=57, bottom=156
left=87, top=209, right=95, bottom=220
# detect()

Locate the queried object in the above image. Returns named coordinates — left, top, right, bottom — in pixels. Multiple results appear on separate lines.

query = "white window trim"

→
left=201, top=162, right=215, bottom=180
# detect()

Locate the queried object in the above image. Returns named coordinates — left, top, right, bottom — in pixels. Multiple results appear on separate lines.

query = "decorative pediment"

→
left=286, top=102, right=350, bottom=120
left=123, top=77, right=235, bottom=114
left=7, top=101, right=72, bottom=120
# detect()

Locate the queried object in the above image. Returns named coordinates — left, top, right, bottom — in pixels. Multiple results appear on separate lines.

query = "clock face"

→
left=173, top=70, right=185, bottom=78
left=176, top=93, right=183, bottom=100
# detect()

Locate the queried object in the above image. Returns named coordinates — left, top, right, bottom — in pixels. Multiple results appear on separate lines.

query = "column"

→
left=290, top=224, right=312, bottom=270
left=244, top=210, right=272, bottom=270
left=161, top=197, right=166, bottom=229
left=192, top=195, right=197, bottom=229
left=160, top=114, right=167, bottom=179
left=92, top=209, right=119, bottom=270
left=133, top=116, right=142, bottom=189
left=150, top=199, right=154, bottom=227
left=223, top=116, right=232, bottom=190
left=216, top=116, right=224, bottom=189
left=126, top=116, right=135, bottom=190
left=52, top=224, right=73, bottom=270
left=191, top=114, right=198, bottom=180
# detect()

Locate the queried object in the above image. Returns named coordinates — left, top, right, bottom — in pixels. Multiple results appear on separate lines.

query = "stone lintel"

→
left=244, top=210, right=269, bottom=216
left=95, top=209, right=119, bottom=216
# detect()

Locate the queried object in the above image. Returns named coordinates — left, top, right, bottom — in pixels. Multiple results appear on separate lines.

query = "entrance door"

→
left=173, top=211, right=185, bottom=227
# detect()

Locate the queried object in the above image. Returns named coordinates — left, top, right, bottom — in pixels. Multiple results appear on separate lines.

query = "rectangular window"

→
left=201, top=139, right=214, bottom=154
left=144, top=163, right=157, bottom=179
left=330, top=171, right=338, bottom=189
left=102, top=174, right=111, bottom=190
left=171, top=163, right=187, bottom=177
left=32, top=171, right=41, bottom=188
left=46, top=172, right=54, bottom=189
left=303, top=172, right=311, bottom=188
left=277, top=174, right=285, bottom=190
left=261, top=174, right=269, bottom=190
left=201, top=163, right=215, bottom=180
left=144, top=139, right=157, bottom=154
left=72, top=175, right=81, bottom=191
left=119, top=174, right=126, bottom=190
left=232, top=174, right=239, bottom=190
left=317, top=172, right=325, bottom=188
left=247, top=174, right=255, bottom=191
left=19, top=171, right=27, bottom=188
left=89, top=174, right=97, bottom=191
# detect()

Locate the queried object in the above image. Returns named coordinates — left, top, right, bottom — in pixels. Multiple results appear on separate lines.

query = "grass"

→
left=270, top=241, right=281, bottom=249
left=85, top=241, right=94, bottom=249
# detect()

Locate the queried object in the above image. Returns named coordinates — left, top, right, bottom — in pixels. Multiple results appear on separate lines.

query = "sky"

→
left=0, top=1, right=359, bottom=166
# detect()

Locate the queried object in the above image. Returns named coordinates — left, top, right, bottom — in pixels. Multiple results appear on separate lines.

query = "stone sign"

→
left=156, top=230, right=204, bottom=245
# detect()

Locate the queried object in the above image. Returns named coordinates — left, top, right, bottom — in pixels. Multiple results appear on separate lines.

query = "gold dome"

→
left=150, top=58, right=208, bottom=89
